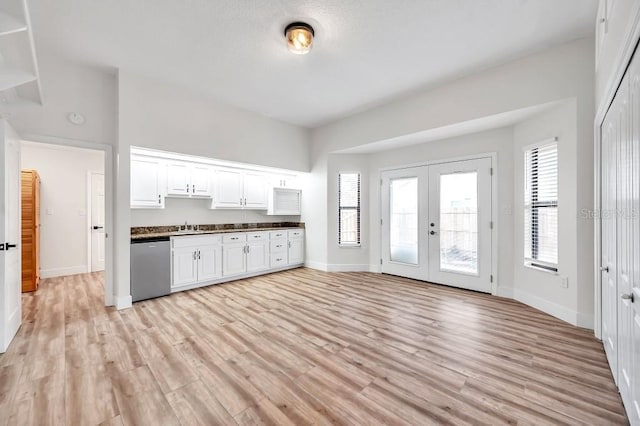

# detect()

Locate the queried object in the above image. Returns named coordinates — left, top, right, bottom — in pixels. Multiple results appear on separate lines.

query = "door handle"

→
left=430, top=230, right=437, bottom=235
left=601, top=266, right=610, bottom=273
left=622, top=293, right=635, bottom=303
left=92, top=226, right=104, bottom=230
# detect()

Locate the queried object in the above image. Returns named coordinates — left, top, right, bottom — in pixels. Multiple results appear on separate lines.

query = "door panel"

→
left=381, top=167, right=429, bottom=280
left=243, top=171, right=268, bottom=209
left=1, top=120, right=22, bottom=353
left=197, top=245, right=222, bottom=282
left=172, top=247, right=198, bottom=287
left=428, top=158, right=492, bottom=292
left=223, top=243, right=246, bottom=277
left=214, top=168, right=243, bottom=208
left=90, top=172, right=105, bottom=272
left=191, top=165, right=212, bottom=197
left=246, top=241, right=269, bottom=272
left=167, top=161, right=191, bottom=196
left=602, top=109, right=619, bottom=381
left=131, top=156, right=163, bottom=208
left=288, top=239, right=304, bottom=265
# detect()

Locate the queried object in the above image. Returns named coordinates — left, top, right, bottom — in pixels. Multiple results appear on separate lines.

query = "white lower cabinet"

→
left=223, top=243, right=247, bottom=277
left=172, top=247, right=198, bottom=287
left=288, top=230, right=305, bottom=265
left=171, top=235, right=222, bottom=288
left=171, top=229, right=304, bottom=291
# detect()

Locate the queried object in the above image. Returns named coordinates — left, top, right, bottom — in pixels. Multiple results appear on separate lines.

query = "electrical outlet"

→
left=560, top=276, right=569, bottom=288
left=46, top=208, right=53, bottom=215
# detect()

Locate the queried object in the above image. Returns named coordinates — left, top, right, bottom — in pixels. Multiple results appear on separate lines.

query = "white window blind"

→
left=338, top=173, right=361, bottom=245
left=524, top=141, right=558, bottom=271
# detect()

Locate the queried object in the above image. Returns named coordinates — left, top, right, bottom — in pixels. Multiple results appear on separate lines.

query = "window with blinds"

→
left=524, top=141, right=558, bottom=271
left=338, top=172, right=361, bottom=246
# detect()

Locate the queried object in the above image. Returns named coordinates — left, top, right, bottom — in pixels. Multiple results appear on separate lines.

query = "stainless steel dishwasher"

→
left=130, top=237, right=171, bottom=302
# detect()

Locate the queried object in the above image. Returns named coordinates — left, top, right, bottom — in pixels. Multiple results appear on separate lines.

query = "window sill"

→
left=339, top=244, right=361, bottom=249
left=524, top=263, right=559, bottom=275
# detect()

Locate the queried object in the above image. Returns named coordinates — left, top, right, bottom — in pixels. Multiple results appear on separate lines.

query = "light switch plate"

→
left=561, top=276, right=569, bottom=288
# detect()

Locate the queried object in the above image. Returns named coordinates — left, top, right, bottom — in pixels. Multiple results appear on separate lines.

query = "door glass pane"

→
left=440, top=172, right=478, bottom=274
left=390, top=177, right=418, bottom=264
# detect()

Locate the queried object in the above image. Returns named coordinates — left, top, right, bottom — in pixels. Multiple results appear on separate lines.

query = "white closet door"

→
left=602, top=101, right=619, bottom=382
left=428, top=158, right=492, bottom=292
left=380, top=167, right=429, bottom=280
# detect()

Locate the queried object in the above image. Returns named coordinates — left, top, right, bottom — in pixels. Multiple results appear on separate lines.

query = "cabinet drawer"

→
left=270, top=240, right=287, bottom=252
left=269, top=230, right=287, bottom=240
left=172, top=234, right=221, bottom=248
left=246, top=232, right=267, bottom=241
left=270, top=253, right=287, bottom=268
left=288, top=229, right=304, bottom=239
left=223, top=233, right=246, bottom=243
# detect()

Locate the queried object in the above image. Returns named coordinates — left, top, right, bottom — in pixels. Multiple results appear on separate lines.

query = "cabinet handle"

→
left=276, top=258, right=282, bottom=262
left=158, top=194, right=161, bottom=204
left=240, top=197, right=243, bottom=206
left=246, top=245, right=250, bottom=253
left=288, top=241, right=291, bottom=248
left=276, top=245, right=282, bottom=248
left=187, top=184, right=189, bottom=193
left=197, top=250, right=201, bottom=260
left=192, top=184, right=195, bottom=193
left=193, top=251, right=197, bottom=260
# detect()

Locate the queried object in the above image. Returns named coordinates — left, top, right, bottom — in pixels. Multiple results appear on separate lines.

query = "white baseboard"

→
left=369, top=264, right=380, bottom=273
left=326, top=264, right=370, bottom=272
left=116, top=295, right=132, bottom=310
left=41, top=265, right=88, bottom=279
left=512, top=288, right=579, bottom=327
left=304, top=260, right=328, bottom=271
left=1, top=305, right=21, bottom=353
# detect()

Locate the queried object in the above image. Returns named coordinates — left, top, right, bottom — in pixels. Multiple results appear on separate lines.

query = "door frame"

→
left=376, top=152, right=499, bottom=295
left=21, top=134, right=115, bottom=307
left=594, top=12, right=640, bottom=339
left=86, top=170, right=105, bottom=273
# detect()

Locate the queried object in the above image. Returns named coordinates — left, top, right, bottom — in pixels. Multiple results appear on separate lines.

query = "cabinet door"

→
left=288, top=239, right=304, bottom=265
left=172, top=247, right=198, bottom=287
left=246, top=241, right=269, bottom=272
left=131, top=156, right=164, bottom=208
left=191, top=164, right=212, bottom=197
left=243, top=171, right=268, bottom=209
left=222, top=243, right=246, bottom=277
left=197, top=244, right=222, bottom=282
left=167, top=161, right=191, bottom=196
left=213, top=168, right=243, bottom=208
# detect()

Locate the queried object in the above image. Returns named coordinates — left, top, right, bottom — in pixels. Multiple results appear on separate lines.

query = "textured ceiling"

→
left=27, top=0, right=597, bottom=127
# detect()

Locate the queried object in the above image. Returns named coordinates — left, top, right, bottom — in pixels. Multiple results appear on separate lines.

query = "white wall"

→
left=366, top=127, right=515, bottom=287
left=20, top=142, right=104, bottom=278
left=8, top=51, right=117, bottom=146
left=118, top=71, right=310, bottom=172
left=512, top=100, right=591, bottom=326
left=325, top=154, right=370, bottom=270
left=130, top=198, right=298, bottom=227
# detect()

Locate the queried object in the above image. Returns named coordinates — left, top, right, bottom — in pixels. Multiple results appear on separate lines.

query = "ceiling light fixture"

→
left=284, top=22, right=314, bottom=55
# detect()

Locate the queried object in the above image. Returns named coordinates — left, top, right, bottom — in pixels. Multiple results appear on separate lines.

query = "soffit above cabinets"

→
left=0, top=0, right=42, bottom=114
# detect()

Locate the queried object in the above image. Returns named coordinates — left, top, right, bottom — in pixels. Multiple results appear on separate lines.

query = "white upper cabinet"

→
left=213, top=168, right=244, bottom=208
left=243, top=171, right=268, bottom=209
left=167, top=161, right=212, bottom=198
left=211, top=168, right=267, bottom=210
left=271, top=174, right=299, bottom=189
left=131, top=155, right=165, bottom=208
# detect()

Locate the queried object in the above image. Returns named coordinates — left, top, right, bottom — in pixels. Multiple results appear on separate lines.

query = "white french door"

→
left=380, top=167, right=429, bottom=280
left=381, top=157, right=493, bottom=293
left=0, top=120, right=22, bottom=353
left=428, top=158, right=492, bottom=292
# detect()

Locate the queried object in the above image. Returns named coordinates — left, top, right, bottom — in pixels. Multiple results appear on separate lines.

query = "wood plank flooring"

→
left=0, top=268, right=628, bottom=425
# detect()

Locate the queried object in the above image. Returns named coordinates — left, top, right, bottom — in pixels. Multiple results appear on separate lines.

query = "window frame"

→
left=523, top=140, right=559, bottom=273
left=338, top=172, right=361, bottom=247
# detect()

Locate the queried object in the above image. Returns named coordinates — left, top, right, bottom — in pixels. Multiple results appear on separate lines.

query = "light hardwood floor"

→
left=0, top=268, right=628, bottom=425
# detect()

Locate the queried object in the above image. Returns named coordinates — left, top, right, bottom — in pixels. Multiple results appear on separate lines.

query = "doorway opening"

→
left=20, top=141, right=106, bottom=306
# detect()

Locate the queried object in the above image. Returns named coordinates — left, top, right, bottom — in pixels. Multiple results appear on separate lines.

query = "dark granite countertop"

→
left=131, top=222, right=304, bottom=242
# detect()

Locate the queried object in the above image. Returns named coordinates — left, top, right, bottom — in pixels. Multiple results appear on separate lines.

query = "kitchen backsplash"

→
left=131, top=221, right=304, bottom=236
left=130, top=197, right=300, bottom=227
